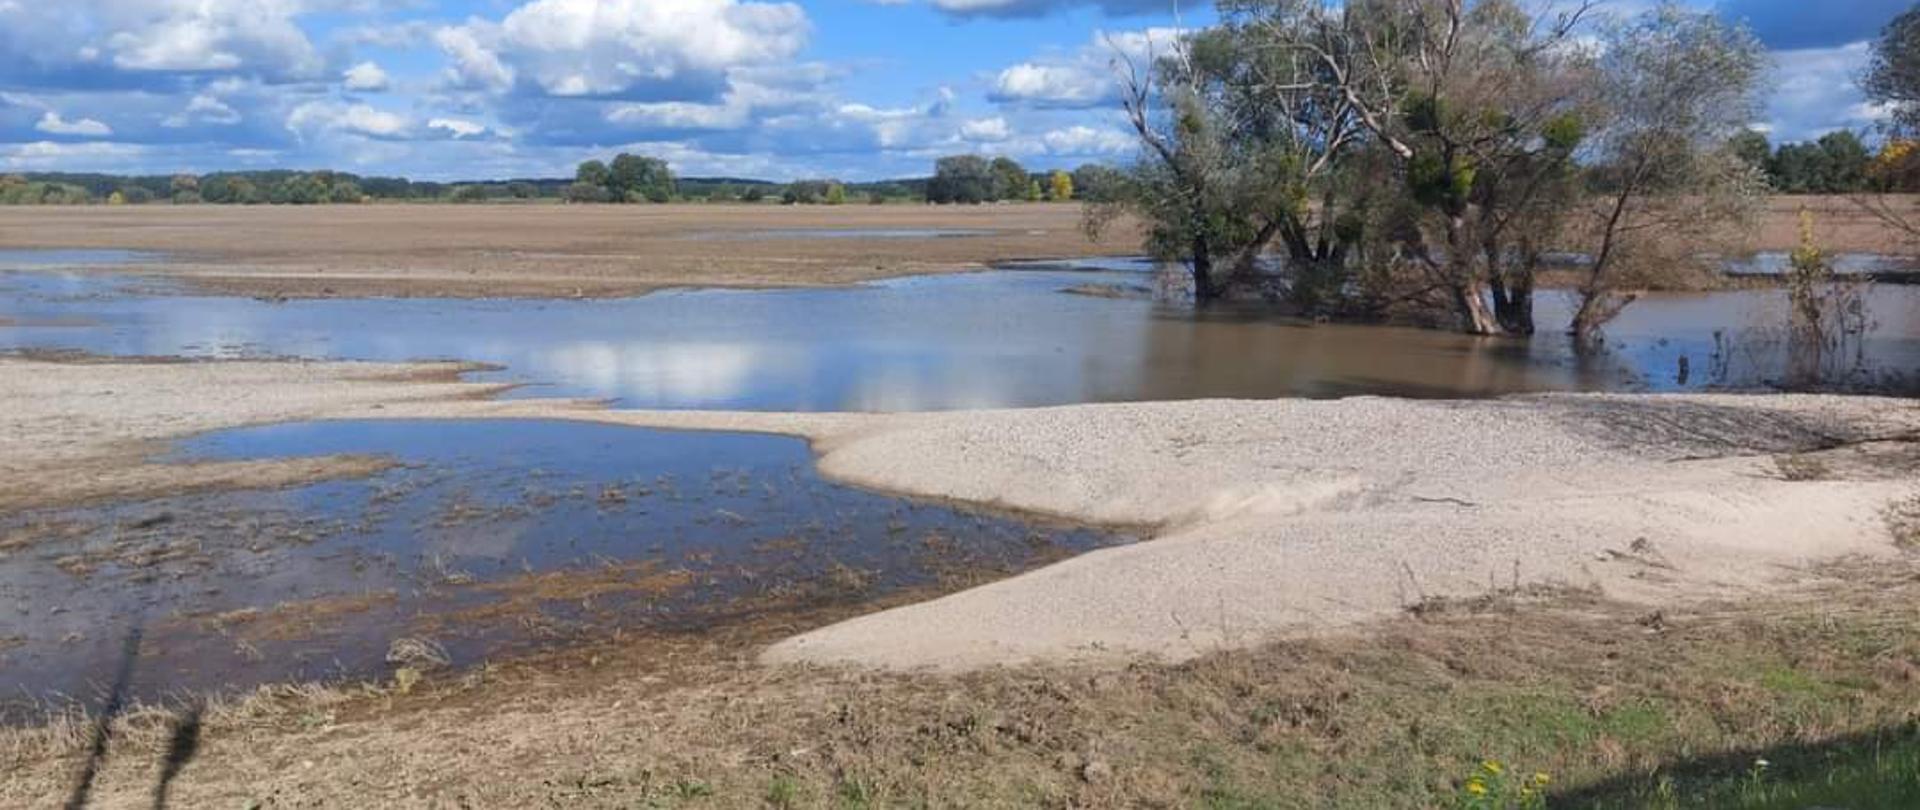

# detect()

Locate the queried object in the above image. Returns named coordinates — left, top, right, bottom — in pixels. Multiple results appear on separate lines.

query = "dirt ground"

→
left=0, top=203, right=1140, bottom=299
left=0, top=196, right=1909, bottom=300
left=6, top=558, right=1918, bottom=808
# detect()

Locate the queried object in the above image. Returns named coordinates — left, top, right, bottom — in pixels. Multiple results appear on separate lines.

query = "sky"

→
left=0, top=0, right=1908, bottom=181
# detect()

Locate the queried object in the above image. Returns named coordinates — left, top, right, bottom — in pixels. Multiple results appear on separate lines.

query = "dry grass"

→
left=7, top=559, right=1920, bottom=808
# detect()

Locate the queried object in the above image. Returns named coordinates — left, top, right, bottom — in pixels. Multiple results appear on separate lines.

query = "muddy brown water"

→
left=0, top=420, right=1126, bottom=719
left=3, top=257, right=1916, bottom=406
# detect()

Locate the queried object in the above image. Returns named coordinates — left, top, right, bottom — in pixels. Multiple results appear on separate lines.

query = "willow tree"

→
left=1098, top=3, right=1381, bottom=307
left=1568, top=5, right=1767, bottom=340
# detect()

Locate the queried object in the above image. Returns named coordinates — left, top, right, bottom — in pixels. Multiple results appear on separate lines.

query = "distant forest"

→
left=0, top=130, right=1911, bottom=206
left=0, top=168, right=931, bottom=207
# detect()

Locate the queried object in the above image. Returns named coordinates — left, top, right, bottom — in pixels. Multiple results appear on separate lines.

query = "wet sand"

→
left=7, top=355, right=1916, bottom=673
left=0, top=204, right=1140, bottom=299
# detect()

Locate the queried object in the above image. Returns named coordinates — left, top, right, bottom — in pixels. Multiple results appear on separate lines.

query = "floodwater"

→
left=0, top=420, right=1125, bottom=716
left=4, top=257, right=1916, bottom=407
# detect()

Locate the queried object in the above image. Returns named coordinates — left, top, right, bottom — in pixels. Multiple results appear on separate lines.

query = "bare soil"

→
left=0, top=203, right=1140, bottom=299
left=0, top=197, right=1907, bottom=301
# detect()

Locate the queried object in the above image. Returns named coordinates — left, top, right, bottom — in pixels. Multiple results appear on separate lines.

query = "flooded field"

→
left=0, top=419, right=1124, bottom=717
left=2, top=257, right=1917, bottom=406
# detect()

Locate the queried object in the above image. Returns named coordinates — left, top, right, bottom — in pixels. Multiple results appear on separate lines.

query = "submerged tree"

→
left=1568, top=4, right=1767, bottom=340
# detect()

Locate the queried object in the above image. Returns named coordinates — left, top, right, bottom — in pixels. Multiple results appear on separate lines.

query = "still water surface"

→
left=4, top=259, right=1915, bottom=407
left=0, top=420, right=1124, bottom=714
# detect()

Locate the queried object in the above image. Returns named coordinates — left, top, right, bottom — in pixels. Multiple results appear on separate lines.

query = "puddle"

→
left=0, top=419, right=1125, bottom=717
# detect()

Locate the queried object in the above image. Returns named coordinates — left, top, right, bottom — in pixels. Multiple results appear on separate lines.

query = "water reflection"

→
left=2, top=261, right=1916, bottom=409
left=0, top=420, right=1125, bottom=713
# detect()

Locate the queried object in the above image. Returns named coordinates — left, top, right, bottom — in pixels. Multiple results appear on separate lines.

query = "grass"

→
left=7, top=561, right=1920, bottom=807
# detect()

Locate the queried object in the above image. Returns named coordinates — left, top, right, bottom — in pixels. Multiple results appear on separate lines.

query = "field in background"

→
left=0, top=196, right=1912, bottom=300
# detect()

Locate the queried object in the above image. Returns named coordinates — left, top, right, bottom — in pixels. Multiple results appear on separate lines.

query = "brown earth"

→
left=0, top=202, right=1140, bottom=299
left=5, top=558, right=1917, bottom=808
left=0, top=196, right=1907, bottom=301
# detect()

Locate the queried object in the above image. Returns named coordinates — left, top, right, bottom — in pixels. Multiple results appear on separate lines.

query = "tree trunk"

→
left=1495, top=271, right=1535, bottom=335
left=1445, top=214, right=1504, bottom=335
left=1189, top=235, right=1217, bottom=304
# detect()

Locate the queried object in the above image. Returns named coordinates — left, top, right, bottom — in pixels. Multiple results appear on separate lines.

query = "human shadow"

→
left=63, top=621, right=143, bottom=810
left=1555, top=724, right=1920, bottom=808
left=149, top=705, right=202, bottom=809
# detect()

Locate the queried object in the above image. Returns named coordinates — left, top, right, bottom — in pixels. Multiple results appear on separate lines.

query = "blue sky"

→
left=0, top=0, right=1906, bottom=181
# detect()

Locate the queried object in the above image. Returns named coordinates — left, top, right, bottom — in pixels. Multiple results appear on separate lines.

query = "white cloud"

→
left=429, top=117, right=487, bottom=138
left=436, top=0, right=810, bottom=99
left=1763, top=42, right=1881, bottom=142
left=960, top=116, right=1011, bottom=141
left=162, top=93, right=243, bottom=128
left=0, top=140, right=148, bottom=171
left=343, top=61, right=391, bottom=92
left=989, top=28, right=1181, bottom=109
left=434, top=26, right=516, bottom=93
left=286, top=101, right=411, bottom=139
left=35, top=111, right=112, bottom=137
left=1040, top=125, right=1133, bottom=155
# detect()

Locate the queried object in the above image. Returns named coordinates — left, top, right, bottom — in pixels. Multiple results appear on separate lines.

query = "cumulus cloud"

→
left=959, top=117, right=1011, bottom=141
left=434, top=0, right=810, bottom=100
left=989, top=28, right=1180, bottom=109
left=161, top=94, right=243, bottom=128
left=286, top=101, right=411, bottom=139
left=343, top=61, right=390, bottom=92
left=0, top=140, right=149, bottom=171
left=1039, top=124, right=1132, bottom=155
left=920, top=0, right=1172, bottom=19
left=429, top=117, right=488, bottom=138
left=1763, top=42, right=1882, bottom=142
left=35, top=111, right=112, bottom=137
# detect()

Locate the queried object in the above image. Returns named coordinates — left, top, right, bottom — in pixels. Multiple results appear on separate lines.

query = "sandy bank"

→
left=6, top=355, right=1916, bottom=672
left=566, top=396, right=1920, bottom=670
left=0, top=356, right=597, bottom=510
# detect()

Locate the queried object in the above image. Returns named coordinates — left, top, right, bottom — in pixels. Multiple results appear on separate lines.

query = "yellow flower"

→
left=1465, top=779, right=1488, bottom=796
left=1482, top=759, right=1505, bottom=776
left=1531, top=772, right=1551, bottom=786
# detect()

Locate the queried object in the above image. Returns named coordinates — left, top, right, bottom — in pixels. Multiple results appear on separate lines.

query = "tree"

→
left=1047, top=170, right=1074, bottom=201
left=1865, top=7, right=1920, bottom=136
left=563, top=182, right=609, bottom=203
left=609, top=153, right=675, bottom=202
left=450, top=184, right=492, bottom=203
left=989, top=157, right=1029, bottom=201
left=505, top=182, right=538, bottom=199
left=928, top=155, right=996, bottom=203
left=1567, top=4, right=1767, bottom=340
left=825, top=182, right=847, bottom=205
left=1070, top=164, right=1123, bottom=202
left=576, top=160, right=610, bottom=188
left=1728, top=130, right=1773, bottom=178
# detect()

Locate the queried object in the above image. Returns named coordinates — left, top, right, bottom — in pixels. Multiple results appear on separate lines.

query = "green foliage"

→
left=990, top=156, right=1029, bottom=201
left=1070, top=163, right=1121, bottom=203
left=928, top=154, right=996, bottom=204
left=607, top=153, right=675, bottom=202
left=575, top=159, right=610, bottom=187
left=1744, top=130, right=1876, bottom=193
